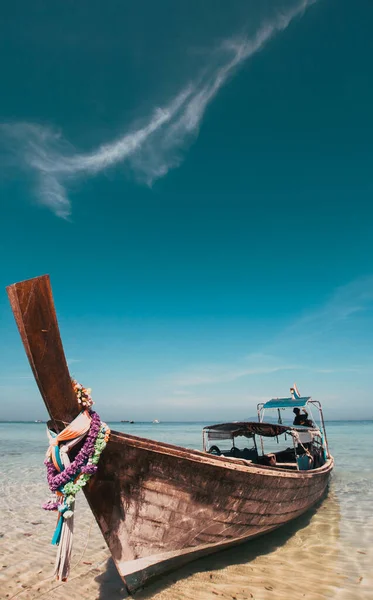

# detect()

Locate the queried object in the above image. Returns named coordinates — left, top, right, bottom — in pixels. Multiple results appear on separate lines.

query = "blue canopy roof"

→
left=263, top=396, right=311, bottom=409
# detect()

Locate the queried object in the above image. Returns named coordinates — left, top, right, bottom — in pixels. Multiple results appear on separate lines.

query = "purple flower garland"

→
left=44, top=411, right=101, bottom=494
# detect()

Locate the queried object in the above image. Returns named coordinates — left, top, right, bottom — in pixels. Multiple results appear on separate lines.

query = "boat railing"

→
left=257, top=395, right=330, bottom=459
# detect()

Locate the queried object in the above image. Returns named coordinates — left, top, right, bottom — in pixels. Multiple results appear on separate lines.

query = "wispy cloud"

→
left=272, top=275, right=373, bottom=347
left=309, top=275, right=373, bottom=323
left=164, top=275, right=373, bottom=390
left=315, top=367, right=369, bottom=374
left=167, top=354, right=301, bottom=387
left=66, top=358, right=82, bottom=366
left=0, top=0, right=316, bottom=218
left=0, top=375, right=33, bottom=380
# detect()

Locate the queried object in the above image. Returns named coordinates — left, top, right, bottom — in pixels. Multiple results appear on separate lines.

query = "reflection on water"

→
left=0, top=421, right=372, bottom=599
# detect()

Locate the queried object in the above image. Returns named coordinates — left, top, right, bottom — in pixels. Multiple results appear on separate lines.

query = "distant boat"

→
left=152, top=419, right=160, bottom=424
left=120, top=420, right=130, bottom=423
left=34, top=419, right=44, bottom=423
left=129, top=420, right=135, bottom=424
left=7, top=275, right=334, bottom=594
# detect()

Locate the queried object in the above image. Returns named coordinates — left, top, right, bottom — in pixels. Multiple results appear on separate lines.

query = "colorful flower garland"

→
left=72, top=379, right=93, bottom=409
left=41, top=380, right=110, bottom=581
left=42, top=381, right=110, bottom=521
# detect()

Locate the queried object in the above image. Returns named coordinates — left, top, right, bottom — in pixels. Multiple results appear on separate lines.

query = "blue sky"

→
left=1, top=0, right=372, bottom=421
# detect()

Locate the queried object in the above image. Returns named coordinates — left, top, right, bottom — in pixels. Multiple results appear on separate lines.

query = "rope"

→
left=7, top=516, right=96, bottom=599
left=70, top=514, right=95, bottom=571
left=291, top=430, right=313, bottom=456
left=36, top=558, right=112, bottom=599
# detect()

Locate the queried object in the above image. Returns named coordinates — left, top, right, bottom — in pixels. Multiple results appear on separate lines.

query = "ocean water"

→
left=0, top=421, right=372, bottom=599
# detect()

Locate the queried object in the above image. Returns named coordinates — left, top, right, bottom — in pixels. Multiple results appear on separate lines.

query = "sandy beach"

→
left=1, top=422, right=372, bottom=600
left=1, top=490, right=371, bottom=600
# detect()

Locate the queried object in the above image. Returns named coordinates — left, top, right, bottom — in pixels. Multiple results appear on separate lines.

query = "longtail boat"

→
left=6, top=275, right=334, bottom=593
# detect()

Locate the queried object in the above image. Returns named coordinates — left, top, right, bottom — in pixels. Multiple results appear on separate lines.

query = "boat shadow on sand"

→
left=95, top=489, right=340, bottom=599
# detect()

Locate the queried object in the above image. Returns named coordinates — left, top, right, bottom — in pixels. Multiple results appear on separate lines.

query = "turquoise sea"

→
left=1, top=420, right=372, bottom=599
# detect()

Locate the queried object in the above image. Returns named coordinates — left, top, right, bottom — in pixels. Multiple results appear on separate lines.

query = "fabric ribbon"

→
left=46, top=409, right=92, bottom=581
left=46, top=410, right=92, bottom=471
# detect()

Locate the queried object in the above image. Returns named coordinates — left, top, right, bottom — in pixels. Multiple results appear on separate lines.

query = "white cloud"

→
left=167, top=354, right=301, bottom=387
left=0, top=375, right=33, bottom=380
left=0, top=0, right=317, bottom=218
left=66, top=358, right=82, bottom=365
left=163, top=275, right=373, bottom=391
left=272, top=275, right=373, bottom=347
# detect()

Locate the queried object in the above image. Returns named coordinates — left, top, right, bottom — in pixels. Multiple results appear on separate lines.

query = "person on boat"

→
left=293, top=407, right=310, bottom=426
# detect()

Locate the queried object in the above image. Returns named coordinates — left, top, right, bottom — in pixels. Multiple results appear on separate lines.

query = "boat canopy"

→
left=263, top=396, right=311, bottom=409
left=203, top=421, right=290, bottom=440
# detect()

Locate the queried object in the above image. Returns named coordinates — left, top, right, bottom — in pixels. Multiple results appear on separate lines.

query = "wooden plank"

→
left=6, top=275, right=79, bottom=430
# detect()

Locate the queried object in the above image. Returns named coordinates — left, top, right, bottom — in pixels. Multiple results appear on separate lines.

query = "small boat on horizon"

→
left=152, top=419, right=160, bottom=424
left=6, top=275, right=334, bottom=594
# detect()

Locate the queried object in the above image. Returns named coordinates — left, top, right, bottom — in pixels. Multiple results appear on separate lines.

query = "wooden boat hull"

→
left=6, top=275, right=334, bottom=593
left=86, top=431, right=333, bottom=591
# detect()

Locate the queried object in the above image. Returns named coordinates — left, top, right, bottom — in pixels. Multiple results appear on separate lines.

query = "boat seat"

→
left=275, top=462, right=298, bottom=470
left=222, top=456, right=253, bottom=466
left=242, top=447, right=258, bottom=461
left=221, top=447, right=258, bottom=462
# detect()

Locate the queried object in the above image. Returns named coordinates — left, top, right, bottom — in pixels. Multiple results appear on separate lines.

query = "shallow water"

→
left=0, top=421, right=372, bottom=599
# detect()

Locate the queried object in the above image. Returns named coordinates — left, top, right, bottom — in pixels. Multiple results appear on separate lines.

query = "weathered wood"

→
left=6, top=275, right=334, bottom=593
left=87, top=432, right=332, bottom=591
left=6, top=276, right=79, bottom=430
